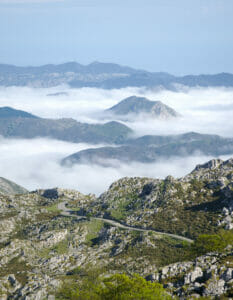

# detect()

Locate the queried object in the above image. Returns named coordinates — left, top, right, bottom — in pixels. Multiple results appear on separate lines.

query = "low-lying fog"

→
left=0, top=85, right=233, bottom=194
left=1, top=85, right=233, bottom=136
left=0, top=137, right=231, bottom=195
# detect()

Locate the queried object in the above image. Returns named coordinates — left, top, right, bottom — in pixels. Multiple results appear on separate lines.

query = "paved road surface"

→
left=58, top=202, right=193, bottom=243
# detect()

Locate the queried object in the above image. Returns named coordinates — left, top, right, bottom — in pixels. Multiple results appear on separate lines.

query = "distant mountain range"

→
left=0, top=97, right=180, bottom=143
left=0, top=107, right=132, bottom=144
left=62, top=132, right=233, bottom=166
left=0, top=61, right=233, bottom=89
left=1, top=106, right=233, bottom=166
left=106, top=96, right=180, bottom=119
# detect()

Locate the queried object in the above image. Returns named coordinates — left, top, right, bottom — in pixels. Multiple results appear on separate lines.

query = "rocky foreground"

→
left=0, top=158, right=232, bottom=299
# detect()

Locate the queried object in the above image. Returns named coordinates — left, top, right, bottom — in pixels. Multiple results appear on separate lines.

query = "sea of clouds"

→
left=0, top=85, right=233, bottom=194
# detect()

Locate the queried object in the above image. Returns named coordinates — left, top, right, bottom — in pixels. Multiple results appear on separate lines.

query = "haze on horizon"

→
left=0, top=0, right=233, bottom=75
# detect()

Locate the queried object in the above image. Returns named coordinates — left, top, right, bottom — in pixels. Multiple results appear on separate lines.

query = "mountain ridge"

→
left=0, top=107, right=38, bottom=119
left=0, top=107, right=132, bottom=144
left=0, top=61, right=233, bottom=89
left=62, top=132, right=233, bottom=166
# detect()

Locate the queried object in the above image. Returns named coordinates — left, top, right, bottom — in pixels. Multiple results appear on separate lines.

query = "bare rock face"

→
left=203, top=278, right=226, bottom=296
left=41, top=188, right=60, bottom=199
left=221, top=268, right=233, bottom=282
left=185, top=158, right=233, bottom=181
left=0, top=274, right=21, bottom=297
left=148, top=251, right=233, bottom=298
left=184, top=267, right=203, bottom=284
left=194, top=158, right=223, bottom=171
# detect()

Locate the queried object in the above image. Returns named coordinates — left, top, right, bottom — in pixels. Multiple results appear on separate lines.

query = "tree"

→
left=191, top=229, right=233, bottom=255
left=56, top=273, right=172, bottom=300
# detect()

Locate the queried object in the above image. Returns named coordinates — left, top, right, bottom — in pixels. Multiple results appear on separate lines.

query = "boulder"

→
left=184, top=267, right=203, bottom=284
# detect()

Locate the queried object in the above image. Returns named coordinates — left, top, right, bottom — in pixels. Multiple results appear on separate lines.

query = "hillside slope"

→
left=62, top=132, right=233, bottom=165
left=0, top=107, right=37, bottom=119
left=0, top=158, right=232, bottom=299
left=0, top=177, right=27, bottom=195
left=0, top=107, right=132, bottom=144
left=77, top=158, right=233, bottom=239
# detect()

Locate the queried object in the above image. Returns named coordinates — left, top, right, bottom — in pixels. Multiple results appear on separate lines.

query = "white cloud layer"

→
left=0, top=137, right=231, bottom=195
left=0, top=85, right=233, bottom=137
left=0, top=85, right=233, bottom=195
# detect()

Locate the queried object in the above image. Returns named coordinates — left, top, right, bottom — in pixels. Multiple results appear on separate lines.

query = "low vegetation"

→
left=56, top=273, right=172, bottom=300
left=191, top=229, right=233, bottom=255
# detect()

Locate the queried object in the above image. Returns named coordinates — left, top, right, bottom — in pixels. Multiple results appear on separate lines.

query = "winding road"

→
left=58, top=202, right=193, bottom=243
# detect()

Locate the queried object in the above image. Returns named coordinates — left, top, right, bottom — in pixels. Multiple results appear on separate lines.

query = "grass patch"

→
left=38, top=236, right=70, bottom=259
left=220, top=254, right=233, bottom=268
left=38, top=247, right=51, bottom=259
left=0, top=211, right=18, bottom=220
left=35, top=211, right=60, bottom=222
left=53, top=238, right=69, bottom=255
left=84, top=219, right=104, bottom=246
left=45, top=204, right=61, bottom=213
left=0, top=256, right=31, bottom=285
left=115, top=235, right=194, bottom=268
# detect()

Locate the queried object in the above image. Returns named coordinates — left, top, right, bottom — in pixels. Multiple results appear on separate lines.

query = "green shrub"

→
left=56, top=273, right=172, bottom=300
left=191, top=229, right=233, bottom=255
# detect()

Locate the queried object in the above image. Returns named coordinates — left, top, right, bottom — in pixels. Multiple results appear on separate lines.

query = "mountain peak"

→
left=107, top=96, right=180, bottom=119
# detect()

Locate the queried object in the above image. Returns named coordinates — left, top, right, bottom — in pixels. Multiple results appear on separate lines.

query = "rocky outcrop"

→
left=80, top=158, right=233, bottom=239
left=147, top=251, right=233, bottom=298
left=0, top=158, right=233, bottom=299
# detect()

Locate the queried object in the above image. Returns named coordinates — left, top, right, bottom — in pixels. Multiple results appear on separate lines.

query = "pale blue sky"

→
left=0, top=0, right=232, bottom=74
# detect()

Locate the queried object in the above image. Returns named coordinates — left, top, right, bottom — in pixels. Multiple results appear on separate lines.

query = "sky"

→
left=0, top=0, right=233, bottom=75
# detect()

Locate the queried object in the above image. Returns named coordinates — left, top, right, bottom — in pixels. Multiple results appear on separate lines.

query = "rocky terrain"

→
left=69, top=158, right=233, bottom=238
left=105, top=96, right=180, bottom=119
left=0, top=62, right=233, bottom=89
left=148, top=249, right=233, bottom=298
left=0, top=158, right=232, bottom=299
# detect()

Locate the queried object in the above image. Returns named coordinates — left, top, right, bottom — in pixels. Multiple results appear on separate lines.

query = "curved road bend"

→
left=58, top=202, right=193, bottom=243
